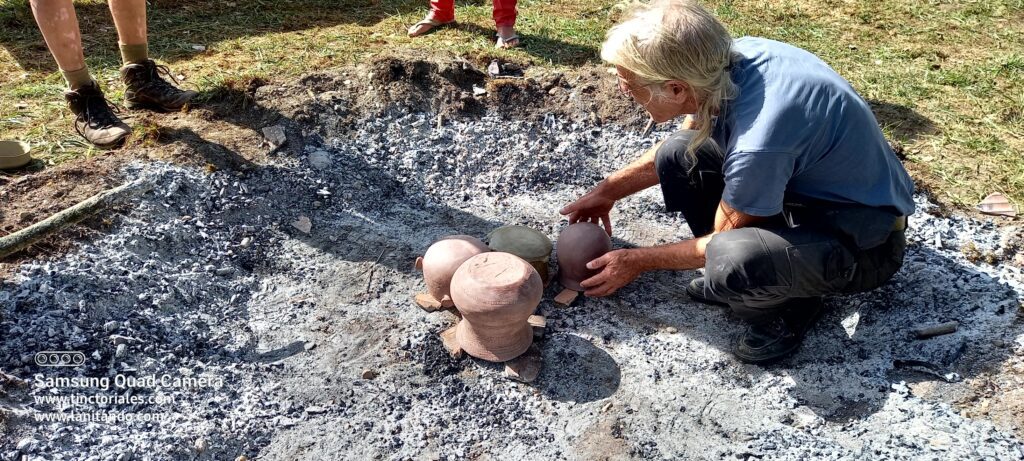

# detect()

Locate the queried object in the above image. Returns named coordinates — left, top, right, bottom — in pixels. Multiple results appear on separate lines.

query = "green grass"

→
left=1, top=0, right=1022, bottom=209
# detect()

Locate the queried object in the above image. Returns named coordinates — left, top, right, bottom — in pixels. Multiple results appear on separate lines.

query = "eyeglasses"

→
left=616, top=76, right=632, bottom=96
left=616, top=76, right=660, bottom=106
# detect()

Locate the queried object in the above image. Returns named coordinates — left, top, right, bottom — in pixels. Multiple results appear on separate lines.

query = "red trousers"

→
left=429, top=0, right=517, bottom=27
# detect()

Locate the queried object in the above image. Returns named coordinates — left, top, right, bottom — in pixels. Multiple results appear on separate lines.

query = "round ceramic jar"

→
left=556, top=222, right=612, bottom=291
left=421, top=235, right=489, bottom=305
left=486, top=225, right=553, bottom=282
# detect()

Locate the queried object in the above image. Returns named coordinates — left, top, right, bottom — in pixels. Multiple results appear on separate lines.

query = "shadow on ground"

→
left=868, top=99, right=939, bottom=145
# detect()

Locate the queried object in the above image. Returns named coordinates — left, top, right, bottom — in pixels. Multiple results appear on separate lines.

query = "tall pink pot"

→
left=451, top=252, right=541, bottom=362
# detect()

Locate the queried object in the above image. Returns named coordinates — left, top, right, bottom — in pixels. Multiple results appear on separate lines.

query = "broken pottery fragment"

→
left=977, top=192, right=1016, bottom=217
left=556, top=222, right=612, bottom=291
left=291, top=216, right=312, bottom=234
left=0, top=140, right=32, bottom=170
left=420, top=235, right=489, bottom=307
left=487, top=225, right=553, bottom=282
left=451, top=252, right=542, bottom=362
left=261, top=125, right=287, bottom=148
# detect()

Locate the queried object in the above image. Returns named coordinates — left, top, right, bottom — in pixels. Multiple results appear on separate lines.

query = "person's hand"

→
left=579, top=249, right=644, bottom=297
left=560, top=185, right=615, bottom=236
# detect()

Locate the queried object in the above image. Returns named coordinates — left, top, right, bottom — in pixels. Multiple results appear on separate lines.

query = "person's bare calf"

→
left=30, top=0, right=131, bottom=147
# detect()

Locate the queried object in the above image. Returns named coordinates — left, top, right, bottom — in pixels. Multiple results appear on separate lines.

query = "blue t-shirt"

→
left=712, top=37, right=915, bottom=217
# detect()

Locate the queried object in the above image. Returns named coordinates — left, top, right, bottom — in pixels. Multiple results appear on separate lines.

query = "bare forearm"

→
left=629, top=236, right=711, bottom=272
left=596, top=144, right=662, bottom=200
left=628, top=201, right=762, bottom=272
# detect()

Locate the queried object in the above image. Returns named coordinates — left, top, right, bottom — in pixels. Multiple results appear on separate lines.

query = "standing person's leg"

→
left=108, top=0, right=148, bottom=64
left=110, top=0, right=197, bottom=112
left=408, top=0, right=455, bottom=37
left=493, top=0, right=518, bottom=48
left=29, top=0, right=89, bottom=88
left=429, top=0, right=456, bottom=23
left=30, top=0, right=131, bottom=147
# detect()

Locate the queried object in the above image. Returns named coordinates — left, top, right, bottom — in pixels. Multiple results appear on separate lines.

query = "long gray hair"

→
left=601, top=0, right=738, bottom=157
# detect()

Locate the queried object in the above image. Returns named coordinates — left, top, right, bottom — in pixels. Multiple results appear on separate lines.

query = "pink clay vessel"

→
left=450, top=252, right=541, bottom=362
left=421, top=235, right=489, bottom=304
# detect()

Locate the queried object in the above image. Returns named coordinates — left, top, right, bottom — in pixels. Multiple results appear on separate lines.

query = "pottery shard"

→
left=553, top=288, right=579, bottom=307
left=556, top=223, right=612, bottom=291
left=291, top=216, right=312, bottom=234
left=262, top=125, right=287, bottom=148
left=308, top=150, right=332, bottom=170
left=440, top=326, right=464, bottom=358
left=505, top=344, right=542, bottom=383
left=978, top=192, right=1016, bottom=217
left=421, top=235, right=489, bottom=306
left=528, top=315, right=546, bottom=338
left=414, top=293, right=443, bottom=312
left=451, top=252, right=542, bottom=362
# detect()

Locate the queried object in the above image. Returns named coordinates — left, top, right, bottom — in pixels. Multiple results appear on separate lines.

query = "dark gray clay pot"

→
left=556, top=223, right=612, bottom=291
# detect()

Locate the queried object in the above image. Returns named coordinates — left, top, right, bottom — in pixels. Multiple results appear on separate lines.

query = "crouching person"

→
left=560, top=0, right=914, bottom=364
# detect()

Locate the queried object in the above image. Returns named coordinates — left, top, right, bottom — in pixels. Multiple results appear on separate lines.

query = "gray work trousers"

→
left=654, top=131, right=908, bottom=323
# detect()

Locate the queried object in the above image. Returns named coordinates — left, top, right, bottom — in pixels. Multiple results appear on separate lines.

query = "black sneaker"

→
left=121, top=59, right=198, bottom=112
left=733, top=297, right=824, bottom=364
left=64, top=81, right=132, bottom=148
left=686, top=277, right=728, bottom=307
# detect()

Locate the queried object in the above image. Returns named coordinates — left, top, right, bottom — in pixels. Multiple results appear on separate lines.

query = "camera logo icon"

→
left=35, top=351, right=86, bottom=367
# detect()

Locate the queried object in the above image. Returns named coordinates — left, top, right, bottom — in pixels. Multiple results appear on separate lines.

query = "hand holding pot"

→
left=578, top=249, right=644, bottom=297
left=559, top=185, right=615, bottom=236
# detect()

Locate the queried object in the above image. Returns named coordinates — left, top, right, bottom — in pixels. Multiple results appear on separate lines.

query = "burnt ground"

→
left=1, top=54, right=1023, bottom=460
left=1, top=54, right=642, bottom=273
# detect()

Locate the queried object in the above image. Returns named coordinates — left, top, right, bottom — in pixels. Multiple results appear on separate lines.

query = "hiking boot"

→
left=64, top=81, right=132, bottom=148
left=685, top=277, right=728, bottom=307
left=733, top=297, right=824, bottom=365
left=121, top=59, right=198, bottom=112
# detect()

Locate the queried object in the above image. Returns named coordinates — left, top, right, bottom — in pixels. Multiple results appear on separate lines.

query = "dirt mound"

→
left=287, top=53, right=650, bottom=136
